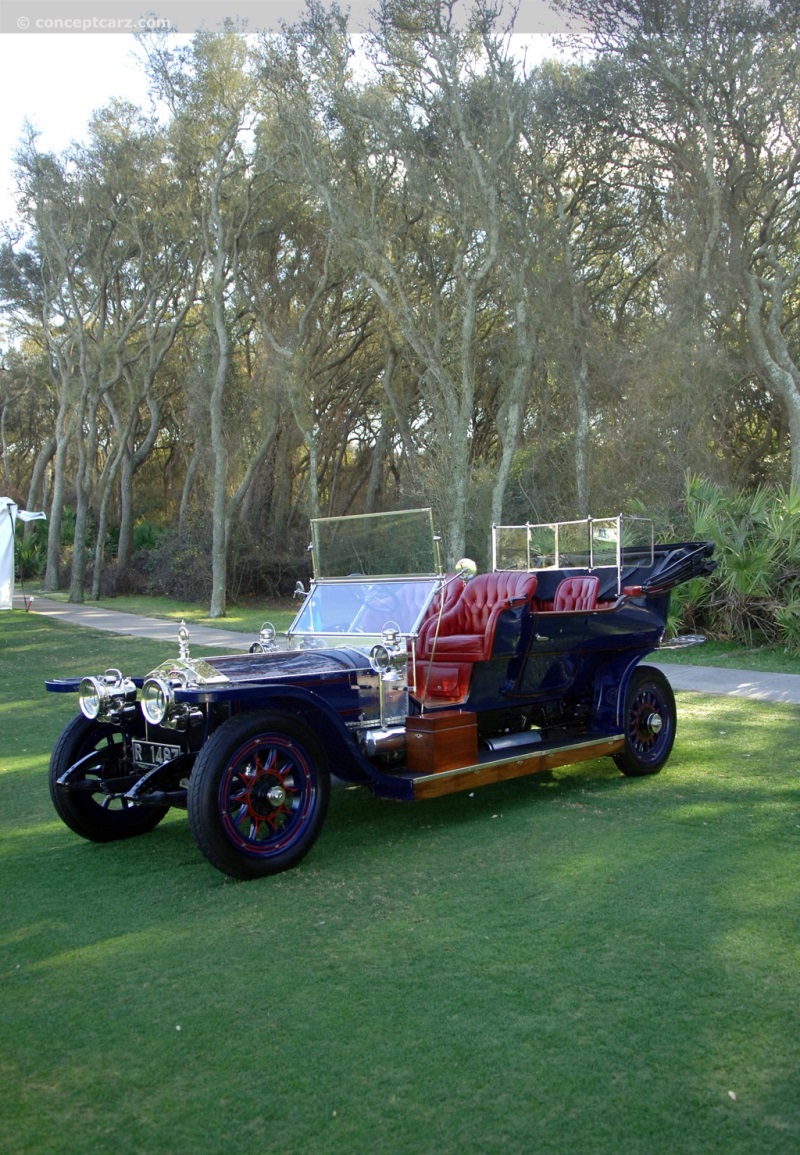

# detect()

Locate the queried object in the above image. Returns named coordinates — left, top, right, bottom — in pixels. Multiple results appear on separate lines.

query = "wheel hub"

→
left=646, top=711, right=663, bottom=735
left=246, top=775, right=289, bottom=818
left=266, top=783, right=287, bottom=807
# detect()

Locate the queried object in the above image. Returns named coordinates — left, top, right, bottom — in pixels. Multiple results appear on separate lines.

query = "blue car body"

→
left=46, top=510, right=715, bottom=878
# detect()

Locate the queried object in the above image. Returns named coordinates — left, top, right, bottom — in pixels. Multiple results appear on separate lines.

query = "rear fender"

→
left=591, top=655, right=647, bottom=732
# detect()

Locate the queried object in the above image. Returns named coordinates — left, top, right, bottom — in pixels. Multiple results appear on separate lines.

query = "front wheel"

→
left=614, top=666, right=676, bottom=777
left=187, top=712, right=330, bottom=880
left=49, top=714, right=168, bottom=842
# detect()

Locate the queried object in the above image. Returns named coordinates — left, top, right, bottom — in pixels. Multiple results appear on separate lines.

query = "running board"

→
left=411, top=734, right=625, bottom=800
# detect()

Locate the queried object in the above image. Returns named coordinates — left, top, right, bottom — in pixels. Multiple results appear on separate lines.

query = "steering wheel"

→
left=362, top=590, right=400, bottom=615
left=351, top=584, right=401, bottom=616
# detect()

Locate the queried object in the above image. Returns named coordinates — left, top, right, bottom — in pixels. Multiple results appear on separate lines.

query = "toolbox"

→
left=405, top=710, right=478, bottom=774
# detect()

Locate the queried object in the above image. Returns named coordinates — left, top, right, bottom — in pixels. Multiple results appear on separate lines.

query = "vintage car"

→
left=46, top=509, right=715, bottom=880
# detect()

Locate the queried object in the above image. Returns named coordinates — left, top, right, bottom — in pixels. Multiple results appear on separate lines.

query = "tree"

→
left=235, top=150, right=379, bottom=521
left=267, top=0, right=540, bottom=562
left=145, top=30, right=277, bottom=616
left=6, top=107, right=199, bottom=601
left=561, top=0, right=800, bottom=484
left=78, top=103, right=200, bottom=596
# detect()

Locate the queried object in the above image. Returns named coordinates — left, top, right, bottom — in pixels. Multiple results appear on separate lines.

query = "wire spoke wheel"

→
left=223, top=738, right=313, bottom=851
left=614, top=666, right=676, bottom=777
left=188, top=712, right=330, bottom=879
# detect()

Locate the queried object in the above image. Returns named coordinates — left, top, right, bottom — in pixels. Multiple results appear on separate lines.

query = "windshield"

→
left=310, top=508, right=439, bottom=578
left=289, top=578, right=439, bottom=642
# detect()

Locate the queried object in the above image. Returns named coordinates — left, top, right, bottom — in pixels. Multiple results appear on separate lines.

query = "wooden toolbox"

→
left=405, top=710, right=478, bottom=775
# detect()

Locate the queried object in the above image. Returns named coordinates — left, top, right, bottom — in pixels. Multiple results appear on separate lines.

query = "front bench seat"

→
left=418, top=570, right=539, bottom=663
left=416, top=575, right=467, bottom=655
left=552, top=574, right=600, bottom=612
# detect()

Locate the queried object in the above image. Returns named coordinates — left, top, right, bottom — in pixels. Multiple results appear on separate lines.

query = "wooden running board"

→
left=412, top=734, right=625, bottom=800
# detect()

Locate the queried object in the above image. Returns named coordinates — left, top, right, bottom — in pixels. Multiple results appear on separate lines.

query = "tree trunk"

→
left=69, top=391, right=101, bottom=604
left=44, top=403, right=73, bottom=592
left=208, top=204, right=232, bottom=619
left=744, top=271, right=800, bottom=488
left=209, top=362, right=230, bottom=618
left=25, top=436, right=56, bottom=535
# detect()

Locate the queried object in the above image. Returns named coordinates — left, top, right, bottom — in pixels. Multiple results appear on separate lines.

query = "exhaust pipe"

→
left=481, top=731, right=542, bottom=754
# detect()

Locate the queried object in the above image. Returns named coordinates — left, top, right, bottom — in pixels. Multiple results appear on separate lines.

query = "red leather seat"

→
left=418, top=570, right=538, bottom=663
left=552, top=574, right=600, bottom=612
left=417, top=575, right=467, bottom=654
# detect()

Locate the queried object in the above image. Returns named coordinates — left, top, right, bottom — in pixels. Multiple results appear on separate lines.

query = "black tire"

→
left=613, top=665, right=676, bottom=777
left=49, top=714, right=168, bottom=842
left=187, top=711, right=330, bottom=880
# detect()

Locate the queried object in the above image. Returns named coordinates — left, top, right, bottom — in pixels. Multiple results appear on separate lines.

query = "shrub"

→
left=133, top=520, right=162, bottom=552
left=14, top=522, right=47, bottom=580
left=679, top=475, right=800, bottom=651
left=141, top=512, right=214, bottom=603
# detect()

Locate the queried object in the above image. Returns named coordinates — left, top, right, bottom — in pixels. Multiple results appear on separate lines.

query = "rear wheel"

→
left=187, top=712, right=330, bottom=880
left=614, top=666, right=676, bottom=776
left=49, top=714, right=168, bottom=842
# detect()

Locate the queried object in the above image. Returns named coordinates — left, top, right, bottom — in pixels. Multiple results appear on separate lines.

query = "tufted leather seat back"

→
left=417, top=576, right=466, bottom=652
left=416, top=570, right=538, bottom=666
left=446, top=571, right=539, bottom=634
left=552, top=574, right=600, bottom=612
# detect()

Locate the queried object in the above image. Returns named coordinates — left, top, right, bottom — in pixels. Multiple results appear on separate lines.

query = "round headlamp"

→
left=369, top=643, right=392, bottom=673
left=79, top=676, right=104, bottom=719
left=78, top=669, right=136, bottom=720
left=369, top=624, right=404, bottom=676
left=140, top=676, right=175, bottom=726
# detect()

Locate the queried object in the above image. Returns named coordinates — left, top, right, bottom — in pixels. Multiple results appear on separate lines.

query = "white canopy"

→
left=1, top=498, right=46, bottom=610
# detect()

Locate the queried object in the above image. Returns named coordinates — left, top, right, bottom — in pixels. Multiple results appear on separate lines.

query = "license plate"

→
left=131, top=740, right=183, bottom=768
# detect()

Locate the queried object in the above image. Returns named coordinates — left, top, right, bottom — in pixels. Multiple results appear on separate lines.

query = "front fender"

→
left=188, top=684, right=416, bottom=799
left=186, top=683, right=371, bottom=784
left=185, top=683, right=411, bottom=793
left=261, top=689, right=371, bottom=785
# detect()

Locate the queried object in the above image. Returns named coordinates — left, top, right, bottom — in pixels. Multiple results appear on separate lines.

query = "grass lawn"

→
left=656, top=639, right=800, bottom=675
left=1, top=611, right=799, bottom=1153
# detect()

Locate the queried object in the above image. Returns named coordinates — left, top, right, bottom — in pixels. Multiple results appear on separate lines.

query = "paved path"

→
left=650, top=662, right=800, bottom=705
left=13, top=593, right=800, bottom=705
left=12, top=593, right=254, bottom=650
